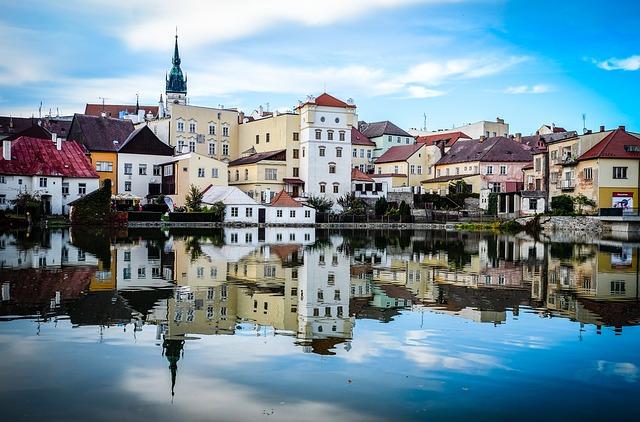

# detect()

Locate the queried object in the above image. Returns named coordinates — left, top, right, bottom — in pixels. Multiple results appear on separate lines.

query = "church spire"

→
left=172, top=31, right=181, bottom=67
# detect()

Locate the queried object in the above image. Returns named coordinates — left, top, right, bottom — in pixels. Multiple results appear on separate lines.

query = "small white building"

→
left=351, top=168, right=387, bottom=199
left=0, top=135, right=100, bottom=215
left=265, top=190, right=316, bottom=225
left=202, top=185, right=263, bottom=224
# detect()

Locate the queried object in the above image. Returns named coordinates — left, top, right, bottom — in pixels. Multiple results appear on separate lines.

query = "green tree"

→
left=551, top=195, right=574, bottom=215
left=573, top=194, right=597, bottom=214
left=486, top=193, right=498, bottom=216
left=204, top=201, right=226, bottom=221
left=399, top=200, right=412, bottom=222
left=10, top=191, right=44, bottom=220
left=374, top=196, right=388, bottom=216
left=184, top=184, right=204, bottom=212
left=337, top=193, right=366, bottom=215
left=306, top=195, right=334, bottom=213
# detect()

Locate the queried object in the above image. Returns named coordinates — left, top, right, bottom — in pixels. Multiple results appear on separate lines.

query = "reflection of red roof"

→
left=270, top=190, right=302, bottom=207
left=351, top=127, right=375, bottom=146
left=296, top=93, right=356, bottom=109
left=579, top=127, right=640, bottom=160
left=84, top=104, right=159, bottom=118
left=351, top=168, right=374, bottom=182
left=0, top=136, right=99, bottom=178
left=416, top=131, right=470, bottom=147
left=375, top=143, right=424, bottom=164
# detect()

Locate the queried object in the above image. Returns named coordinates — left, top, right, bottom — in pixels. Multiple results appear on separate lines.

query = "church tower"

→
left=165, top=33, right=187, bottom=115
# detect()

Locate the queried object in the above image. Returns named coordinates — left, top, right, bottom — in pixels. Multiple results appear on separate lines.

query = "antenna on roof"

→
left=99, top=97, right=110, bottom=113
left=423, top=113, right=427, bottom=131
left=582, top=113, right=587, bottom=134
left=265, top=102, right=270, bottom=112
left=38, top=101, right=42, bottom=119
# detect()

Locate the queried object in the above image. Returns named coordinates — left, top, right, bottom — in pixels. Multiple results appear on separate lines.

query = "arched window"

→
left=244, top=169, right=249, bottom=180
left=336, top=147, right=342, bottom=158
left=329, top=163, right=336, bottom=174
left=319, top=183, right=326, bottom=193
left=333, top=183, right=339, bottom=194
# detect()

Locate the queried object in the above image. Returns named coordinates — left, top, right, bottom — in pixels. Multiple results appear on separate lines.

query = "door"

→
left=42, top=195, right=52, bottom=215
left=258, top=208, right=266, bottom=224
left=292, top=186, right=299, bottom=197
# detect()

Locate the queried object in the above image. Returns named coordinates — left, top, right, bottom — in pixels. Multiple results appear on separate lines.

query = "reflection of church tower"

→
left=165, top=32, right=187, bottom=116
left=162, top=338, right=185, bottom=398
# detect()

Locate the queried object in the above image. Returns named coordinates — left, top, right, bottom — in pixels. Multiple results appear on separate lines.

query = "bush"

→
left=185, top=185, right=204, bottom=212
left=374, top=197, right=388, bottom=216
left=307, top=195, right=334, bottom=213
left=551, top=195, right=574, bottom=215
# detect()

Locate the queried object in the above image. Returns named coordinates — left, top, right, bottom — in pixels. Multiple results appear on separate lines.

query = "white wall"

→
left=265, top=206, right=315, bottom=224
left=116, top=241, right=174, bottom=290
left=224, top=204, right=261, bottom=224
left=117, top=153, right=169, bottom=200
left=520, top=197, right=545, bottom=215
left=0, top=231, right=98, bottom=269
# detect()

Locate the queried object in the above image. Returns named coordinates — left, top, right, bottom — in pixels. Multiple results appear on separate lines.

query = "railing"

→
left=561, top=180, right=574, bottom=190
left=599, top=208, right=640, bottom=217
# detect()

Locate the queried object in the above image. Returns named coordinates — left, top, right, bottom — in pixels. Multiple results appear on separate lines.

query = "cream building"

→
left=374, top=142, right=441, bottom=190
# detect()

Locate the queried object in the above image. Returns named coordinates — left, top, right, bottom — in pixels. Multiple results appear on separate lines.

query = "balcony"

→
left=560, top=156, right=578, bottom=166
left=560, top=180, right=575, bottom=191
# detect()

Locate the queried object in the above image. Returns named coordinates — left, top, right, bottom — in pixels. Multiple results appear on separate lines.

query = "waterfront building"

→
left=351, top=168, right=387, bottom=199
left=201, top=185, right=262, bottom=224
left=359, top=120, right=414, bottom=159
left=0, top=135, right=99, bottom=215
left=374, top=142, right=440, bottom=191
left=228, top=149, right=287, bottom=202
left=265, top=190, right=315, bottom=224
left=350, top=127, right=376, bottom=173
left=160, top=152, right=228, bottom=207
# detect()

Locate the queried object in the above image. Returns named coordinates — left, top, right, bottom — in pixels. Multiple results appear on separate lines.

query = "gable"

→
left=118, top=126, right=174, bottom=156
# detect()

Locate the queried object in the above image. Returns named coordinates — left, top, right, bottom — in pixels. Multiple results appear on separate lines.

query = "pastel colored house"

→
left=350, top=127, right=376, bottom=173
left=228, top=149, right=288, bottom=202
left=374, top=142, right=441, bottom=191
left=359, top=120, right=414, bottom=159
left=351, top=168, right=386, bottom=199
left=201, top=185, right=262, bottom=224
left=265, top=190, right=316, bottom=225
left=160, top=152, right=228, bottom=207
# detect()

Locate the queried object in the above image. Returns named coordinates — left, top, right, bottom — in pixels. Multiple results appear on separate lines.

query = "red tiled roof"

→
left=270, top=190, right=302, bottom=207
left=351, top=168, right=374, bottom=182
left=375, top=143, right=424, bottom=164
left=579, top=127, right=640, bottom=160
left=0, top=136, right=99, bottom=178
left=296, top=93, right=356, bottom=109
left=416, top=131, right=470, bottom=147
left=84, top=103, right=159, bottom=118
left=283, top=178, right=304, bottom=185
left=229, top=149, right=286, bottom=166
left=351, top=127, right=375, bottom=146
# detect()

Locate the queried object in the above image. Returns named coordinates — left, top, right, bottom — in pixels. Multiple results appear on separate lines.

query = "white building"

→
left=201, top=185, right=263, bottom=224
left=409, top=118, right=509, bottom=139
left=116, top=240, right=175, bottom=290
left=265, top=190, right=315, bottom=225
left=297, top=93, right=356, bottom=205
left=0, top=135, right=100, bottom=215
left=358, top=120, right=414, bottom=159
left=117, top=126, right=175, bottom=201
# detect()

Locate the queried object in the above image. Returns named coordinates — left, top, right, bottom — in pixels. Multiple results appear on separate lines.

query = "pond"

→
left=0, top=227, right=639, bottom=421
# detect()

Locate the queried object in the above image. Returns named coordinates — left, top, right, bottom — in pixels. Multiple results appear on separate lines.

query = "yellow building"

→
left=374, top=143, right=440, bottom=188
left=228, top=149, right=289, bottom=202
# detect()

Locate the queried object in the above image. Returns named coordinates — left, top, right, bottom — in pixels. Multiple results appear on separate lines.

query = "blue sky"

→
left=1, top=0, right=639, bottom=134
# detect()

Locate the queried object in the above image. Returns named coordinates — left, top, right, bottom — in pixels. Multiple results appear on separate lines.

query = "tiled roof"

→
left=283, top=178, right=304, bottom=185
left=295, top=93, right=356, bottom=109
left=84, top=103, right=159, bottom=118
left=351, top=168, right=374, bottom=182
left=0, top=136, right=99, bottom=178
left=351, top=127, right=375, bottom=146
left=42, top=119, right=72, bottom=138
left=228, top=149, right=286, bottom=166
left=375, top=143, right=423, bottom=164
left=118, top=125, right=174, bottom=156
left=416, top=131, right=470, bottom=147
left=69, top=114, right=135, bottom=152
left=0, top=116, right=37, bottom=137
left=270, top=190, right=302, bottom=207
left=4, top=124, right=52, bottom=141
left=436, top=137, right=532, bottom=165
left=422, top=173, right=480, bottom=184
left=579, top=127, right=640, bottom=160
left=359, top=121, right=412, bottom=138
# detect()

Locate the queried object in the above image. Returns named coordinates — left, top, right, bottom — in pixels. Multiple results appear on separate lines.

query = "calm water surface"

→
left=1, top=227, right=639, bottom=421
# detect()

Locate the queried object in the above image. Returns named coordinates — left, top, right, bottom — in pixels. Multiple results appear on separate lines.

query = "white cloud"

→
left=596, top=55, right=640, bottom=71
left=503, top=84, right=551, bottom=94
left=0, top=25, right=54, bottom=85
left=406, top=85, right=446, bottom=98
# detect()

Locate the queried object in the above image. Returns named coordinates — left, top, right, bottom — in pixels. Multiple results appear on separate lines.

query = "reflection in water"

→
left=1, top=227, right=640, bottom=420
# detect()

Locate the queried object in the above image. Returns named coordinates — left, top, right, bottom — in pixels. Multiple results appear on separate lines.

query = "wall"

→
left=351, top=144, right=375, bottom=171
left=265, top=206, right=315, bottom=224
left=229, top=160, right=287, bottom=203
left=89, top=151, right=118, bottom=194
left=117, top=153, right=167, bottom=200
left=169, top=154, right=228, bottom=207
left=224, top=204, right=261, bottom=224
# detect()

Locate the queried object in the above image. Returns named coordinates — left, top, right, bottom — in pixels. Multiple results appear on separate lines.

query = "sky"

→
left=1, top=0, right=639, bottom=134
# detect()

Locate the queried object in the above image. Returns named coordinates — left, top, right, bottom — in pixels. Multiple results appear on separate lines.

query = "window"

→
left=96, top=161, right=113, bottom=172
left=246, top=208, right=253, bottom=217
left=329, top=163, right=336, bottom=174
left=293, top=149, right=299, bottom=159
left=231, top=207, right=238, bottom=217
left=339, top=131, right=345, bottom=141
left=123, top=267, right=131, bottom=279
left=138, top=164, right=147, bottom=175
left=276, top=233, right=282, bottom=241
left=317, top=290, right=324, bottom=300
left=290, top=210, right=296, bottom=218
left=293, top=132, right=299, bottom=141
left=394, top=166, right=399, bottom=174
left=336, top=147, right=342, bottom=157
left=222, top=144, right=229, bottom=155
left=153, top=165, right=161, bottom=176
left=245, top=233, right=253, bottom=243
left=367, top=149, right=372, bottom=159
left=212, top=168, right=219, bottom=178
left=529, top=198, right=538, bottom=211
left=266, top=133, right=270, bottom=143
left=0, top=194, right=5, bottom=205
left=334, top=290, right=341, bottom=300
left=305, top=210, right=311, bottom=218
left=583, top=167, right=593, bottom=180
left=611, top=281, right=626, bottom=295
left=244, top=169, right=249, bottom=180
left=177, top=121, right=184, bottom=132
left=319, top=146, right=325, bottom=157
left=327, top=130, right=334, bottom=141
left=613, top=167, right=627, bottom=179
left=189, top=141, right=196, bottom=152
left=164, top=165, right=173, bottom=176
left=265, top=168, right=278, bottom=180
left=360, top=149, right=364, bottom=158
left=277, top=209, right=283, bottom=218
left=223, top=126, right=229, bottom=137
left=406, top=137, right=410, bottom=144
left=535, top=158, right=541, bottom=172
left=124, top=163, right=132, bottom=175
left=235, top=170, right=239, bottom=181
left=78, top=183, right=86, bottom=195
left=500, top=165, right=507, bottom=175
left=289, top=233, right=296, bottom=241
left=138, top=267, right=146, bottom=279
left=177, top=139, right=185, bottom=152
left=410, top=165, right=415, bottom=174
left=417, top=165, right=422, bottom=175
left=198, top=168, right=205, bottom=177
left=293, top=167, right=299, bottom=177
left=255, top=134, right=260, bottom=144
left=397, top=136, right=401, bottom=143
left=0, top=176, right=5, bottom=184
left=230, top=233, right=238, bottom=243
left=189, top=122, right=196, bottom=133
left=39, top=177, right=47, bottom=188
left=333, top=184, right=339, bottom=193
left=353, top=148, right=357, bottom=158
left=208, top=142, right=216, bottom=155
left=62, top=182, right=69, bottom=195
left=315, top=130, right=322, bottom=140
left=125, top=181, right=131, bottom=191
left=320, top=183, right=326, bottom=193
left=302, top=147, right=305, bottom=158
left=209, top=124, right=216, bottom=135
left=486, top=166, right=493, bottom=175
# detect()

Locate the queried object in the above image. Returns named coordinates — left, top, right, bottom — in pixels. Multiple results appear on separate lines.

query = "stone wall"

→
left=516, top=216, right=607, bottom=234
left=387, top=192, right=414, bottom=207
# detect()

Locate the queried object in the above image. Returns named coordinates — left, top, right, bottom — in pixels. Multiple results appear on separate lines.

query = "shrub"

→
left=551, top=195, right=574, bottom=215
left=307, top=195, right=334, bottom=213
left=374, top=197, right=388, bottom=216
left=185, top=185, right=204, bottom=212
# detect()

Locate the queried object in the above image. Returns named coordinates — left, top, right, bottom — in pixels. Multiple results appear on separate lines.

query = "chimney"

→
left=52, top=133, right=61, bottom=150
left=479, top=135, right=486, bottom=143
left=618, top=125, right=626, bottom=131
left=551, top=123, right=556, bottom=132
left=599, top=125, right=605, bottom=132
left=515, top=133, right=522, bottom=143
left=258, top=105, right=263, bottom=116
left=2, top=140, right=11, bottom=160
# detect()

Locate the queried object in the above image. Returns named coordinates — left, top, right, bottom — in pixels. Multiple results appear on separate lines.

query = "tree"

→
left=486, top=193, right=498, bottom=216
left=573, top=194, right=596, bottom=214
left=10, top=191, right=43, bottom=219
left=204, top=201, right=226, bottom=221
left=551, top=195, right=574, bottom=215
left=306, top=195, right=334, bottom=213
left=399, top=200, right=412, bottom=222
left=374, top=196, right=388, bottom=216
left=337, top=193, right=366, bottom=215
left=184, top=184, right=204, bottom=212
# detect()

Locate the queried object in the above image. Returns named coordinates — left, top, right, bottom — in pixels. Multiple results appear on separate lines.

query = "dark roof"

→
left=522, top=131, right=577, bottom=147
left=359, top=121, right=412, bottom=138
left=283, top=178, right=304, bottom=185
left=422, top=173, right=480, bottom=184
left=4, top=124, right=52, bottom=141
left=84, top=104, right=159, bottom=118
left=351, top=168, right=374, bottom=182
left=68, top=114, right=135, bottom=152
left=437, top=137, right=533, bottom=165
left=416, top=131, right=471, bottom=147
left=351, top=127, right=375, bottom=146
left=0, top=136, right=99, bottom=178
left=118, top=125, right=174, bottom=156
left=42, top=118, right=72, bottom=137
left=375, top=143, right=424, bottom=164
left=228, top=149, right=286, bottom=166
left=579, top=127, right=640, bottom=160
left=542, top=124, right=567, bottom=133
left=0, top=116, right=37, bottom=137
left=296, top=93, right=356, bottom=109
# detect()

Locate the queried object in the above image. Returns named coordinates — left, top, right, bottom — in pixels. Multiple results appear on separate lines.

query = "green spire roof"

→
left=166, top=34, right=187, bottom=94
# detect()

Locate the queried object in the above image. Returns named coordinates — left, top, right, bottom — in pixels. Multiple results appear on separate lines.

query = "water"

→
left=1, top=227, right=639, bottom=421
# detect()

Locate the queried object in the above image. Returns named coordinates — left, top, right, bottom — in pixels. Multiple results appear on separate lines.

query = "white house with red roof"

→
left=351, top=168, right=387, bottom=199
left=0, top=135, right=99, bottom=215
left=265, top=190, right=315, bottom=224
